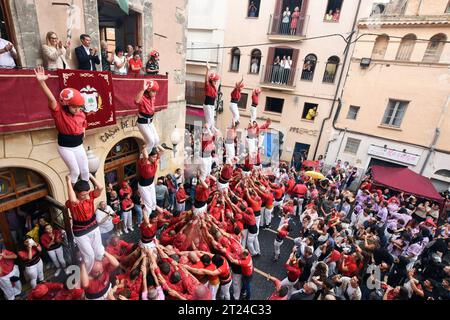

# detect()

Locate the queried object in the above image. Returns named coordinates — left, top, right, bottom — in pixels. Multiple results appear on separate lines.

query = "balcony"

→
left=0, top=69, right=168, bottom=134
left=267, top=14, right=308, bottom=41
left=260, top=64, right=298, bottom=91
left=186, top=41, right=220, bottom=65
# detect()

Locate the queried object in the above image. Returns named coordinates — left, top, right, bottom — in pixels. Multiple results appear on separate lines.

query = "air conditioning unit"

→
left=360, top=58, right=371, bottom=68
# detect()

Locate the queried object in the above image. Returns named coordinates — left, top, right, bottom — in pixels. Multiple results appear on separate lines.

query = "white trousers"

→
left=208, top=282, right=220, bottom=300
left=261, top=207, right=273, bottom=227
left=229, top=102, right=240, bottom=125
left=193, top=204, right=207, bottom=216
left=58, top=145, right=89, bottom=184
left=280, top=277, right=298, bottom=299
left=138, top=182, right=156, bottom=212
left=250, top=106, right=257, bottom=123
left=241, top=229, right=248, bottom=248
left=199, top=156, right=212, bottom=181
left=122, top=210, right=133, bottom=230
left=137, top=122, right=160, bottom=153
left=232, top=273, right=242, bottom=300
left=25, top=259, right=44, bottom=289
left=203, top=104, right=215, bottom=129
left=74, top=228, right=105, bottom=274
left=247, top=231, right=258, bottom=256
left=175, top=202, right=185, bottom=212
left=0, top=265, right=22, bottom=300
left=47, top=246, right=67, bottom=269
left=246, top=137, right=257, bottom=156
left=217, top=181, right=229, bottom=192
left=274, top=238, right=283, bottom=256
left=225, top=142, right=235, bottom=163
left=219, top=280, right=232, bottom=300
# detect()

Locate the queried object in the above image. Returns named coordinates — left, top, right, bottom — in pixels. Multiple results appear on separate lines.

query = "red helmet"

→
left=209, top=72, right=220, bottom=82
left=150, top=49, right=159, bottom=58
left=146, top=80, right=159, bottom=92
left=253, top=88, right=262, bottom=95
left=59, top=88, right=85, bottom=106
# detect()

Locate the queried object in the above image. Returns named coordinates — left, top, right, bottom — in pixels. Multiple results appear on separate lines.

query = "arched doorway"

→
left=0, top=167, right=54, bottom=250
left=104, top=137, right=141, bottom=189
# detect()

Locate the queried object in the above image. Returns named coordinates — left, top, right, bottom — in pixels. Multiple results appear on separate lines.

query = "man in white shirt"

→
left=0, top=34, right=17, bottom=68
left=333, top=275, right=362, bottom=300
left=95, top=201, right=115, bottom=245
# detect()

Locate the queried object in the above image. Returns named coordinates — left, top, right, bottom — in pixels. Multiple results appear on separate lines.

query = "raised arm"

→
left=205, top=62, right=211, bottom=84
left=34, top=66, right=57, bottom=111
left=90, top=173, right=104, bottom=198
left=135, top=81, right=150, bottom=104
left=66, top=175, right=78, bottom=204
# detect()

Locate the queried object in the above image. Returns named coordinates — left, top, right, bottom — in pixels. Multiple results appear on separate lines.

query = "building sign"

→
left=289, top=127, right=318, bottom=136
left=58, top=69, right=116, bottom=130
left=367, top=145, right=420, bottom=166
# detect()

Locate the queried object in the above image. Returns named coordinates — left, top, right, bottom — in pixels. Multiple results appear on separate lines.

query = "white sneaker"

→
left=54, top=269, right=61, bottom=277
left=129, top=227, right=134, bottom=232
left=123, top=229, right=128, bottom=234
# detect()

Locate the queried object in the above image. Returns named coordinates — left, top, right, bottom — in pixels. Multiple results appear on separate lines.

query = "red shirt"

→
left=339, top=255, right=359, bottom=277
left=204, top=81, right=217, bottom=98
left=18, top=247, right=40, bottom=264
left=246, top=195, right=262, bottom=212
left=261, top=192, right=274, bottom=208
left=85, top=258, right=116, bottom=297
left=230, top=87, right=241, bottom=102
left=137, top=94, right=156, bottom=115
left=195, top=183, right=210, bottom=202
left=140, top=222, right=157, bottom=240
left=292, top=184, right=308, bottom=197
left=28, top=282, right=64, bottom=300
left=40, top=229, right=63, bottom=250
left=106, top=240, right=134, bottom=258
left=285, top=263, right=302, bottom=282
left=201, top=134, right=215, bottom=153
left=273, top=185, right=285, bottom=200
left=176, top=188, right=187, bottom=202
left=116, top=272, right=143, bottom=300
left=239, top=255, right=253, bottom=276
left=119, top=186, right=132, bottom=199
left=51, top=103, right=86, bottom=135
left=282, top=204, right=294, bottom=214
left=220, top=164, right=233, bottom=181
left=251, top=93, right=259, bottom=106
left=128, top=58, right=142, bottom=74
left=121, top=198, right=134, bottom=211
left=242, top=210, right=256, bottom=226
left=0, top=249, right=15, bottom=276
left=138, top=157, right=159, bottom=179
left=65, top=191, right=98, bottom=222
left=54, top=288, right=85, bottom=300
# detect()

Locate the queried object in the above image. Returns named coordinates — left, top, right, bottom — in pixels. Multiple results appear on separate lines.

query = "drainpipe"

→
left=334, top=126, right=348, bottom=163
left=420, top=94, right=450, bottom=175
left=312, top=0, right=362, bottom=159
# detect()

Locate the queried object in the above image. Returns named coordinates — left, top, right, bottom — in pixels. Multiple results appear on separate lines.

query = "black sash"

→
left=139, top=176, right=155, bottom=187
left=57, top=133, right=84, bottom=147
left=204, top=96, right=215, bottom=105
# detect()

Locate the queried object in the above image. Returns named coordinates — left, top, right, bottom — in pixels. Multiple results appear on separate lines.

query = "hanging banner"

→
left=58, top=69, right=116, bottom=130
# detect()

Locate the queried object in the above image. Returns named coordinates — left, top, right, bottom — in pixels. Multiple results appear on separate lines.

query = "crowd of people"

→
left=0, top=31, right=159, bottom=76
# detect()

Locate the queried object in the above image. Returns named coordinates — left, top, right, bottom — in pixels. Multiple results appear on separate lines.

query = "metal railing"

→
left=186, top=41, right=220, bottom=63
left=268, top=14, right=308, bottom=37
left=260, top=64, right=298, bottom=87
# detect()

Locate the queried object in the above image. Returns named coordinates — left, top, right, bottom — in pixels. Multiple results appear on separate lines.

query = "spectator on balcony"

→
left=145, top=50, right=159, bottom=75
left=281, top=7, right=291, bottom=34
left=128, top=51, right=143, bottom=75
left=113, top=47, right=128, bottom=75
left=75, top=34, right=100, bottom=71
left=42, top=31, right=71, bottom=70
left=0, top=32, right=18, bottom=68
left=333, top=9, right=341, bottom=22
left=290, top=7, right=300, bottom=35
left=325, top=10, right=334, bottom=21
left=125, top=44, right=134, bottom=61
left=271, top=56, right=281, bottom=84
left=100, top=40, right=113, bottom=72
left=250, top=57, right=259, bottom=74
left=248, top=1, right=258, bottom=17
left=283, top=56, right=292, bottom=84
left=279, top=56, right=287, bottom=84
left=135, top=45, right=144, bottom=60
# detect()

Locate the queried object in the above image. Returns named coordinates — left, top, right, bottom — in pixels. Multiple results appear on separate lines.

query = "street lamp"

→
left=86, top=146, right=100, bottom=175
left=170, top=126, right=182, bottom=157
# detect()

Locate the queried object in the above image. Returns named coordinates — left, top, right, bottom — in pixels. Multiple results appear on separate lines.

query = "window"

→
left=249, top=49, right=262, bottom=74
left=323, top=56, right=340, bottom=83
left=446, top=1, right=450, bottom=13
left=344, top=138, right=361, bottom=155
left=422, top=34, right=447, bottom=63
left=238, top=93, right=249, bottom=109
left=185, top=81, right=205, bottom=106
left=395, top=34, right=416, bottom=61
left=381, top=99, right=409, bottom=127
left=301, top=102, right=318, bottom=120
left=230, top=47, right=241, bottom=72
left=301, top=54, right=317, bottom=81
left=370, top=2, right=387, bottom=16
left=324, top=0, right=343, bottom=22
left=371, top=35, right=389, bottom=59
left=265, top=97, right=284, bottom=113
left=248, top=0, right=261, bottom=17
left=265, top=47, right=298, bottom=85
left=100, top=27, right=116, bottom=53
left=346, top=105, right=360, bottom=120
